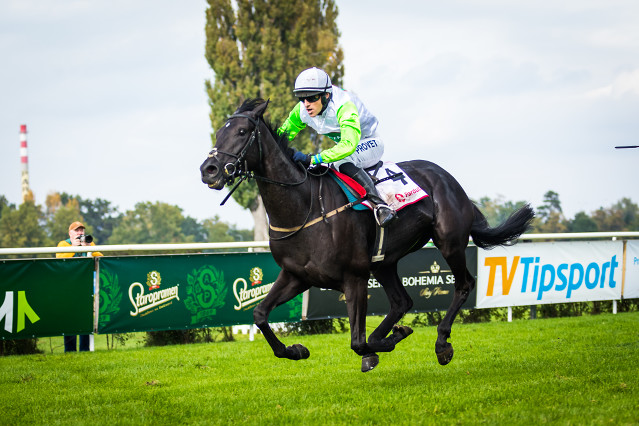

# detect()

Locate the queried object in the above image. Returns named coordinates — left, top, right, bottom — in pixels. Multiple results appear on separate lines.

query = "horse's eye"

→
left=238, top=128, right=247, bottom=136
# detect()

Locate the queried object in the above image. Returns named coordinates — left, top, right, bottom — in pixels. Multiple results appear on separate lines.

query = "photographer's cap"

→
left=69, top=221, right=85, bottom=232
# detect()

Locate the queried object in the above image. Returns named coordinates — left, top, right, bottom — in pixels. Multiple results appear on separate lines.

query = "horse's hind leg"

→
left=367, top=265, right=414, bottom=352
left=253, top=270, right=310, bottom=361
left=435, top=247, right=475, bottom=365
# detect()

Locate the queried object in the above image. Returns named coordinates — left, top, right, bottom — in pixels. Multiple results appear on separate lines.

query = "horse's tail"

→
left=470, top=204, right=535, bottom=249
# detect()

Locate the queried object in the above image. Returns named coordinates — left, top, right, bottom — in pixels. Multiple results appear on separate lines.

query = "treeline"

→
left=0, top=192, right=253, bottom=255
left=477, top=190, right=639, bottom=233
left=1, top=190, right=637, bottom=255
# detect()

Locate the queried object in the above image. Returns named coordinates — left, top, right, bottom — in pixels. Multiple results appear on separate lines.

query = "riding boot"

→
left=340, top=164, right=397, bottom=227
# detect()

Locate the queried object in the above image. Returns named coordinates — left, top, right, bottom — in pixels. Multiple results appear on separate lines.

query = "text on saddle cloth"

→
left=330, top=162, right=429, bottom=211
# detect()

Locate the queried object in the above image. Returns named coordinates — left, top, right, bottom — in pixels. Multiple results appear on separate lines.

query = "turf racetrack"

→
left=1, top=312, right=637, bottom=424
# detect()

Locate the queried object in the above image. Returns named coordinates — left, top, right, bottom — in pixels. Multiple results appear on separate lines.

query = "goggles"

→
left=298, top=94, right=322, bottom=103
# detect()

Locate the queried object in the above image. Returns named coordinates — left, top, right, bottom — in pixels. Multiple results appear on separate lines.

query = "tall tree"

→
left=205, top=0, right=343, bottom=239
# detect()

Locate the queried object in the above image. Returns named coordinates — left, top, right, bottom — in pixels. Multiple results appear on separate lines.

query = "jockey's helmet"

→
left=293, top=67, right=332, bottom=97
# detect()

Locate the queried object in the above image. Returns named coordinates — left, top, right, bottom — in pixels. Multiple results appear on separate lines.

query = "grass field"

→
left=1, top=312, right=638, bottom=425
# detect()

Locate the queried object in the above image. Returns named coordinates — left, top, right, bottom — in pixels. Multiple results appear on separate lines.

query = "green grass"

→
left=1, top=313, right=638, bottom=425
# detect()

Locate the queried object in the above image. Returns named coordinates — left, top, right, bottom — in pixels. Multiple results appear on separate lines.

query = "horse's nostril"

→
left=206, top=166, right=217, bottom=175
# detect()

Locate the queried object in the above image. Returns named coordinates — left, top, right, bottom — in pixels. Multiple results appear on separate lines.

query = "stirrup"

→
left=374, top=205, right=397, bottom=228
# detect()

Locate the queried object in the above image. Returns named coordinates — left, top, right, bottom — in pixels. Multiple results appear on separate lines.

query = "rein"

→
left=210, top=112, right=309, bottom=205
left=212, top=110, right=361, bottom=240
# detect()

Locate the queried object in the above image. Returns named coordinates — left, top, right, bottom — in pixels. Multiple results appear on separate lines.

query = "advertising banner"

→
left=0, top=258, right=94, bottom=340
left=98, top=253, right=302, bottom=334
left=624, top=240, right=639, bottom=299
left=306, top=247, right=477, bottom=320
left=477, top=241, right=623, bottom=308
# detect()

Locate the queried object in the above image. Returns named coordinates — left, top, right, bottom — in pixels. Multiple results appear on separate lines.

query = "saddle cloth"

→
left=330, top=162, right=429, bottom=211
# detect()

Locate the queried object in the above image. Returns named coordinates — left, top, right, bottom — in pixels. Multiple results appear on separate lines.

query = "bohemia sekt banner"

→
left=476, top=241, right=623, bottom=308
left=98, top=253, right=302, bottom=334
left=0, top=258, right=94, bottom=340
left=306, top=247, right=477, bottom=320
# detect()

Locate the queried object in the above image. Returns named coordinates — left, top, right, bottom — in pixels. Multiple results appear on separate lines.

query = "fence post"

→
left=507, top=306, right=512, bottom=322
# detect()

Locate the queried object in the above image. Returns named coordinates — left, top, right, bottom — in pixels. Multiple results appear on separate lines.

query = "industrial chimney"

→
left=19, top=124, right=32, bottom=203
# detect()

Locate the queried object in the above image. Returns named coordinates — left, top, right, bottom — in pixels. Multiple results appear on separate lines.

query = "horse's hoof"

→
left=436, top=344, right=454, bottom=366
left=361, top=353, right=379, bottom=372
left=287, top=344, right=310, bottom=360
left=392, top=325, right=413, bottom=339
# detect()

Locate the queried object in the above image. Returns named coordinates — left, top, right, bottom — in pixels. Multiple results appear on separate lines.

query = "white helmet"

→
left=293, top=67, right=332, bottom=97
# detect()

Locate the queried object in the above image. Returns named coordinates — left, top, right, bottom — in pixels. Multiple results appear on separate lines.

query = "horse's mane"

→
left=235, top=98, right=296, bottom=160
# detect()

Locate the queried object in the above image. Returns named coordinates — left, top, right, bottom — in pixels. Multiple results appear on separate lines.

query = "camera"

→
left=77, top=235, right=93, bottom=244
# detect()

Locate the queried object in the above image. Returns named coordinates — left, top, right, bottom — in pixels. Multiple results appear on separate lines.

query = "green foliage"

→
left=108, top=201, right=194, bottom=245
left=478, top=192, right=639, bottom=233
left=0, top=201, right=51, bottom=254
left=144, top=327, right=236, bottom=346
left=204, top=0, right=343, bottom=212
left=475, top=195, right=529, bottom=228
left=281, top=318, right=348, bottom=336
left=0, top=338, right=41, bottom=356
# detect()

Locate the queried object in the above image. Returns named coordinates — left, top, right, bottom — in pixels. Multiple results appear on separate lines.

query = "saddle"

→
left=329, top=161, right=429, bottom=211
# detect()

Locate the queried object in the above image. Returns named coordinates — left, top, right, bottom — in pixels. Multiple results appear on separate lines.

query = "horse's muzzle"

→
left=200, top=158, right=226, bottom=190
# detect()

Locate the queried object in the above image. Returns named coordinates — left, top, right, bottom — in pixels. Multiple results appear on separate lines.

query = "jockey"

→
left=277, top=67, right=397, bottom=228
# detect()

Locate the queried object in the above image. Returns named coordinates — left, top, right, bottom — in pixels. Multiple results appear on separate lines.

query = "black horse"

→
left=200, top=99, right=534, bottom=372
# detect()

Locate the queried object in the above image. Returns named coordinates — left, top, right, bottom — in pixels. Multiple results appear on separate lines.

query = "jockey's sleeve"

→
left=313, top=100, right=361, bottom=164
left=277, top=103, right=306, bottom=141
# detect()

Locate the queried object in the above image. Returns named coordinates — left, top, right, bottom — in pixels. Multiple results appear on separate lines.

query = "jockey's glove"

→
left=292, top=151, right=312, bottom=168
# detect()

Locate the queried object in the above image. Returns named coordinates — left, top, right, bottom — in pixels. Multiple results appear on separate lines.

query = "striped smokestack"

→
left=20, top=124, right=31, bottom=202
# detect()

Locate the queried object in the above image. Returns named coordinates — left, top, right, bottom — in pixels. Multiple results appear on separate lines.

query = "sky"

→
left=1, top=0, right=638, bottom=231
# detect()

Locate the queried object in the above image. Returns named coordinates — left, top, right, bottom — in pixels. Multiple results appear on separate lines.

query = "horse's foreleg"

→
left=343, top=277, right=378, bottom=372
left=367, top=266, right=414, bottom=353
left=253, top=270, right=310, bottom=361
left=435, top=249, right=475, bottom=366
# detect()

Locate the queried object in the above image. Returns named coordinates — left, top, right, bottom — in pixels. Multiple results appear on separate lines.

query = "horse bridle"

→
left=207, top=113, right=262, bottom=186
left=208, top=112, right=311, bottom=205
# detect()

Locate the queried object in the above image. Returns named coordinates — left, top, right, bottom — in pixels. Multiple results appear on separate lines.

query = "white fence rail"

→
left=0, top=232, right=637, bottom=256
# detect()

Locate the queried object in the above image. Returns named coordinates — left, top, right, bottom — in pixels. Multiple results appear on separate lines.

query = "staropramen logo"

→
left=233, top=267, right=273, bottom=311
left=129, top=271, right=179, bottom=317
left=184, top=265, right=227, bottom=325
left=99, top=269, right=122, bottom=326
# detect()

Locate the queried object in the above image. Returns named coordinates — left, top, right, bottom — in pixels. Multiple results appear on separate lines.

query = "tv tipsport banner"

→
left=476, top=241, right=624, bottom=308
left=624, top=240, right=639, bottom=299
left=305, top=247, right=477, bottom=320
left=97, top=253, right=302, bottom=334
left=0, top=258, right=94, bottom=340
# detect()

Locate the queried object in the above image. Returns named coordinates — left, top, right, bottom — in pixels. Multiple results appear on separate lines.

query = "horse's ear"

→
left=254, top=99, right=269, bottom=118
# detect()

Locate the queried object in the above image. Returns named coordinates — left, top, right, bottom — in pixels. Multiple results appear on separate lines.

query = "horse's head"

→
left=200, top=99, right=269, bottom=190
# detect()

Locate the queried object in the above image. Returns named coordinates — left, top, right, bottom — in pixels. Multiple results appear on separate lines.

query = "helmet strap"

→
left=319, top=92, right=331, bottom=115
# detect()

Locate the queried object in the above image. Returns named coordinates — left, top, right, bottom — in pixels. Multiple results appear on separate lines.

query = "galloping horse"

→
left=200, top=99, right=534, bottom=372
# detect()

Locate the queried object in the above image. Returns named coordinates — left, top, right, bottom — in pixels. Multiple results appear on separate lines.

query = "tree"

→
left=0, top=201, right=50, bottom=255
left=591, top=198, right=639, bottom=231
left=534, top=190, right=567, bottom=233
left=205, top=0, right=343, bottom=239
left=568, top=211, right=598, bottom=233
left=475, top=195, right=529, bottom=228
left=108, top=202, right=193, bottom=245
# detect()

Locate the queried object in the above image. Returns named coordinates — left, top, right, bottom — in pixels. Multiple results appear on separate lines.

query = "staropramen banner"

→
left=98, top=253, right=302, bottom=334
